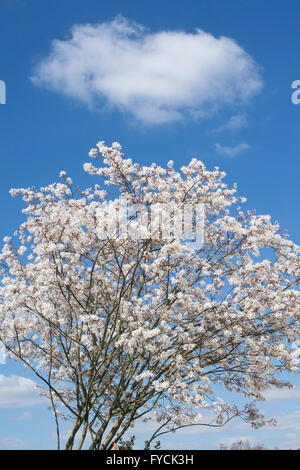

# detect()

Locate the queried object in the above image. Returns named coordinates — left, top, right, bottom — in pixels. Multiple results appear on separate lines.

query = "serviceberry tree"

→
left=0, top=141, right=299, bottom=449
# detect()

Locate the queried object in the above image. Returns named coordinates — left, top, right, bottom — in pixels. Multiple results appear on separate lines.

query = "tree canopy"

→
left=0, top=141, right=299, bottom=449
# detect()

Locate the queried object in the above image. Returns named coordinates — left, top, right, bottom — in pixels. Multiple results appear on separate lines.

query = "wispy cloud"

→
left=0, top=374, right=45, bottom=409
left=214, top=113, right=247, bottom=132
left=31, top=15, right=263, bottom=125
left=214, top=142, right=250, bottom=158
left=268, top=409, right=300, bottom=433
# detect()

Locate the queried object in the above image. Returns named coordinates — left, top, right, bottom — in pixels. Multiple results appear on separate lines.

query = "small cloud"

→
left=214, top=142, right=250, bottom=158
left=31, top=15, right=262, bottom=125
left=0, top=374, right=45, bottom=409
left=214, top=113, right=247, bottom=132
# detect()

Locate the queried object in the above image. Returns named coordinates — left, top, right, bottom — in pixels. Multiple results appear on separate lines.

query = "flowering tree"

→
left=0, top=140, right=299, bottom=450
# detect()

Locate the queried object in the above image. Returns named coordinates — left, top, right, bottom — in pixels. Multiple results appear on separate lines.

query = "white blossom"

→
left=0, top=140, right=298, bottom=449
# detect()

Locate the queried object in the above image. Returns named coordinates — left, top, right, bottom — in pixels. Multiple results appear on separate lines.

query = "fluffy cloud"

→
left=214, top=142, right=250, bottom=157
left=0, top=374, right=45, bottom=409
left=31, top=15, right=263, bottom=125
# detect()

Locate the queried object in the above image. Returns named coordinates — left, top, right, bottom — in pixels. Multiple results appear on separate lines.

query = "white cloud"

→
left=269, top=409, right=300, bottom=433
left=214, top=113, right=247, bottom=132
left=0, top=374, right=45, bottom=409
left=215, top=142, right=250, bottom=157
left=31, top=15, right=263, bottom=125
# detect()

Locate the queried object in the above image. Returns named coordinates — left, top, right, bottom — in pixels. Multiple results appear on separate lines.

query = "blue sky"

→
left=0, top=0, right=300, bottom=450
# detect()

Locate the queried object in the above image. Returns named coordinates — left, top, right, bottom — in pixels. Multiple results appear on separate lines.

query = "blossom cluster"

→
left=0, top=140, right=299, bottom=448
